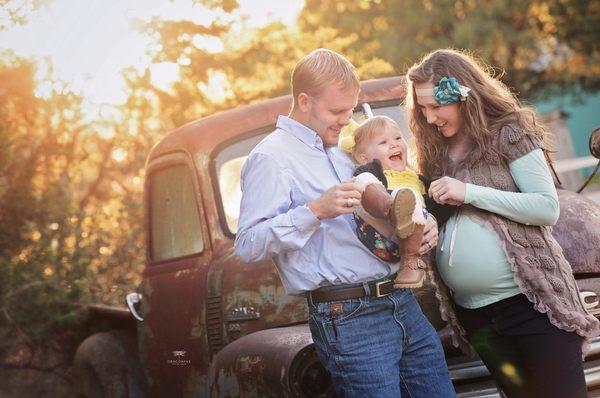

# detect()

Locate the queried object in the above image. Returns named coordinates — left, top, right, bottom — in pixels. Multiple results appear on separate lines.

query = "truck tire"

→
left=73, top=329, right=146, bottom=398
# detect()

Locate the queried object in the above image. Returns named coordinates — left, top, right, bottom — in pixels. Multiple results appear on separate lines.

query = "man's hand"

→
left=308, top=179, right=362, bottom=219
left=429, top=176, right=465, bottom=206
left=419, top=215, right=439, bottom=255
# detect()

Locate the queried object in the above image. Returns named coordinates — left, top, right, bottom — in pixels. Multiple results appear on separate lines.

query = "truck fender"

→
left=553, top=189, right=600, bottom=273
left=208, top=324, right=333, bottom=398
left=73, top=329, right=147, bottom=398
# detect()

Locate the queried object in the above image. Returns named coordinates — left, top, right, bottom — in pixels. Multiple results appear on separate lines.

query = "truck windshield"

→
left=214, top=103, right=409, bottom=235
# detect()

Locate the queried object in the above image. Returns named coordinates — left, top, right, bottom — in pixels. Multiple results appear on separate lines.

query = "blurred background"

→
left=0, top=0, right=598, bottom=395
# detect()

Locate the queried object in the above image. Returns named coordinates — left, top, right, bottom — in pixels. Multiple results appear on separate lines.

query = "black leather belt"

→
left=308, top=277, right=396, bottom=303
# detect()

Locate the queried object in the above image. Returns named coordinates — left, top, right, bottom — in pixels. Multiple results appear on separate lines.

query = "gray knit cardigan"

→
left=426, top=123, right=600, bottom=354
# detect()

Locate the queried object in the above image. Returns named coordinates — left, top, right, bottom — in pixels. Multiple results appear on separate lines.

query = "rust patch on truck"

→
left=553, top=189, right=600, bottom=273
left=209, top=325, right=323, bottom=397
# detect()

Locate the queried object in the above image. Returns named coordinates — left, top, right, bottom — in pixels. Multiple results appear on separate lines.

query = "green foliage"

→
left=297, top=0, right=600, bottom=98
left=130, top=19, right=384, bottom=127
left=122, top=0, right=599, bottom=134
left=0, top=53, right=85, bottom=348
left=0, top=52, right=145, bottom=351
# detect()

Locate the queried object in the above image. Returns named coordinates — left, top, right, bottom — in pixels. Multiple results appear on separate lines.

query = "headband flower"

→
left=433, top=77, right=471, bottom=105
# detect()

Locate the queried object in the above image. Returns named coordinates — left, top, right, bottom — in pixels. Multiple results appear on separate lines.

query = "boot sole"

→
left=394, top=188, right=417, bottom=239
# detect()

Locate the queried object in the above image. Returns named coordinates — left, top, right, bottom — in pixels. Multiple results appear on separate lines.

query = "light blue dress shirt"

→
left=234, top=116, right=396, bottom=295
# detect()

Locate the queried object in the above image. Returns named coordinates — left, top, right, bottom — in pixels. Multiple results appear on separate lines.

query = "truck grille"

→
left=206, top=295, right=224, bottom=355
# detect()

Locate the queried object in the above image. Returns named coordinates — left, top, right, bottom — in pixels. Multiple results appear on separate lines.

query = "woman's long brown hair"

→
left=405, top=49, right=550, bottom=178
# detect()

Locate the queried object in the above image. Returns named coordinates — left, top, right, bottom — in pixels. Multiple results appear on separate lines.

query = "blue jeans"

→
left=308, top=288, right=455, bottom=398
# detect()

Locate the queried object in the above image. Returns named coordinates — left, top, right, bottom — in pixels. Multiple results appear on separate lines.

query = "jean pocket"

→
left=311, top=298, right=366, bottom=324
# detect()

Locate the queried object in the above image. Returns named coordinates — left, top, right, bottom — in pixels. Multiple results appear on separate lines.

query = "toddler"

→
left=340, top=116, right=428, bottom=288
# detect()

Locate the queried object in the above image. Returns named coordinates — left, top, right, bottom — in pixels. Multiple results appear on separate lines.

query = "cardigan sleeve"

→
left=497, top=123, right=546, bottom=163
left=464, top=149, right=559, bottom=226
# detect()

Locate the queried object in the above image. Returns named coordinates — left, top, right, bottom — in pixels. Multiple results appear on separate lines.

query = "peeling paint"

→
left=190, top=315, right=204, bottom=339
left=175, top=269, right=192, bottom=278
left=216, top=369, right=240, bottom=397
left=208, top=325, right=319, bottom=397
left=553, top=190, right=600, bottom=273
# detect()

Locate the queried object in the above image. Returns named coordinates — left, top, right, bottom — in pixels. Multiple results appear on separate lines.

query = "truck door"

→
left=138, top=151, right=212, bottom=397
left=209, top=132, right=310, bottom=345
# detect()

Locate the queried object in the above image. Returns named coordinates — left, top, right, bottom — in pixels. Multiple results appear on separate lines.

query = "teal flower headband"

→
left=414, top=77, right=471, bottom=105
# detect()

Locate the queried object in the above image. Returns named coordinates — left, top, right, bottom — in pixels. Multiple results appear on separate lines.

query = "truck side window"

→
left=214, top=132, right=270, bottom=235
left=150, top=164, right=204, bottom=261
left=218, top=156, right=245, bottom=233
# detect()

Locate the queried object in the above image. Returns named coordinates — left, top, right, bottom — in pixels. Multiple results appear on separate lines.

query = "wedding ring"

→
left=346, top=198, right=353, bottom=208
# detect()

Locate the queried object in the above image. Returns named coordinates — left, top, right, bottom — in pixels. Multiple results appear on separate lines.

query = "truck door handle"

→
left=126, top=292, right=144, bottom=321
left=580, top=291, right=599, bottom=311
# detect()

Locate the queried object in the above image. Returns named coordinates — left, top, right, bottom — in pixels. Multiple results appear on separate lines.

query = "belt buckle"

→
left=374, top=280, right=391, bottom=298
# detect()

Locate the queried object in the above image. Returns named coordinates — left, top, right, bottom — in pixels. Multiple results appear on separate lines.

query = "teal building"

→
left=535, top=89, right=600, bottom=161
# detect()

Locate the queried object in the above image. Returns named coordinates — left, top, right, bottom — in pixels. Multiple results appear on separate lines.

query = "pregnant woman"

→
left=404, top=48, right=599, bottom=398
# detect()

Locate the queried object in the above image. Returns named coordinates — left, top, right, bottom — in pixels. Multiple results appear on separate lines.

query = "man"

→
left=235, top=49, right=454, bottom=397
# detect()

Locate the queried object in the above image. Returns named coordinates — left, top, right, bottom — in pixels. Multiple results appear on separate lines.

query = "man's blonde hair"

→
left=291, top=48, right=360, bottom=107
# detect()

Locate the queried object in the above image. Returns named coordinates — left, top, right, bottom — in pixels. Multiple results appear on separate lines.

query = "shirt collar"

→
left=276, top=115, right=323, bottom=149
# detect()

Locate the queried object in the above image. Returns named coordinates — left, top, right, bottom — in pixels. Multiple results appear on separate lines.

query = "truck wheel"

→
left=74, top=361, right=103, bottom=398
left=73, top=330, right=146, bottom=398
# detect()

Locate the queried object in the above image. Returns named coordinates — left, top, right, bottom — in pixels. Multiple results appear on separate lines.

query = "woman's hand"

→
left=419, top=215, right=438, bottom=255
left=429, top=176, right=466, bottom=205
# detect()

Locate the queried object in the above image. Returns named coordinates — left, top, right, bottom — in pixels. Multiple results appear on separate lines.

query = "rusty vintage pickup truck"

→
left=73, top=76, right=600, bottom=397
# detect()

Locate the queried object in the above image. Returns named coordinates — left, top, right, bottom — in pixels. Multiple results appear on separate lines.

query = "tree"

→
left=0, top=52, right=92, bottom=347
left=297, top=0, right=600, bottom=98
left=0, top=51, right=145, bottom=353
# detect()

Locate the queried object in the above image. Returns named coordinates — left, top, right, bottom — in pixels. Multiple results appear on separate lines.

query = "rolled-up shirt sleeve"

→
left=234, top=152, right=321, bottom=262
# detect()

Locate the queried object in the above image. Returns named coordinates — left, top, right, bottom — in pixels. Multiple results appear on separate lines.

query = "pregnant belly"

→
left=436, top=216, right=518, bottom=303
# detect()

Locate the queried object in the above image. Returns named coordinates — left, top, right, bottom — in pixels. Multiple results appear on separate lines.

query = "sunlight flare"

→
left=112, top=148, right=127, bottom=162
left=149, top=62, right=180, bottom=92
left=0, top=0, right=303, bottom=110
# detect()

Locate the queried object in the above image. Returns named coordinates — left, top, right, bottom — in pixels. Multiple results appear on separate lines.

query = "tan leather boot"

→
left=394, top=223, right=426, bottom=289
left=361, top=185, right=419, bottom=239
left=360, top=183, right=393, bottom=220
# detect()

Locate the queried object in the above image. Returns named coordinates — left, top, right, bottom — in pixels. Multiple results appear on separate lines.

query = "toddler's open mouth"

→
left=389, top=152, right=403, bottom=162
